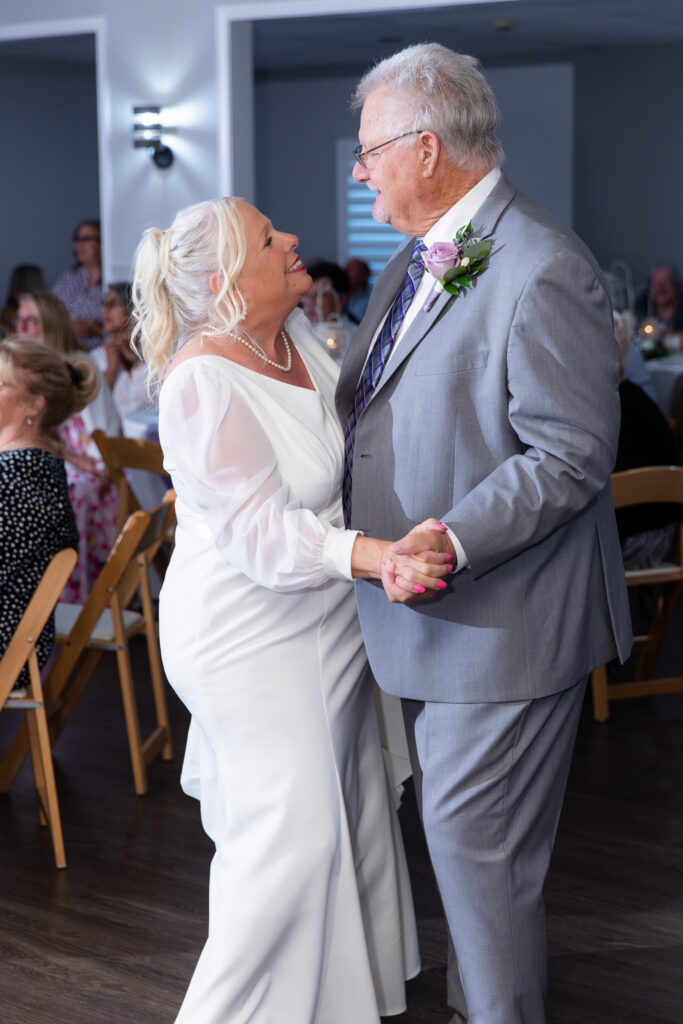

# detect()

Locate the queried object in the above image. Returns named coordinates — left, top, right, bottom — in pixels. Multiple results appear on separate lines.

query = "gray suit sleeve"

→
left=444, top=251, right=621, bottom=578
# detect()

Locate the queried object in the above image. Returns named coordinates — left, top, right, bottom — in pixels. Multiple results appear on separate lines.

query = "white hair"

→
left=131, top=197, right=247, bottom=392
left=353, top=43, right=504, bottom=174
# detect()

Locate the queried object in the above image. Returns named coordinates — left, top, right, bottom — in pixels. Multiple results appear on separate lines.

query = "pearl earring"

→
left=25, top=416, right=33, bottom=426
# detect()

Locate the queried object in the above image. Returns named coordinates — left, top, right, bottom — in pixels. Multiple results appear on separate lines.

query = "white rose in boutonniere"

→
left=422, top=222, right=492, bottom=312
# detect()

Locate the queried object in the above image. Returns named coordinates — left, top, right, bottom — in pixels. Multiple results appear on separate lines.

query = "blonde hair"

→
left=22, top=291, right=83, bottom=355
left=353, top=43, right=504, bottom=174
left=0, top=337, right=99, bottom=436
left=131, top=196, right=247, bottom=391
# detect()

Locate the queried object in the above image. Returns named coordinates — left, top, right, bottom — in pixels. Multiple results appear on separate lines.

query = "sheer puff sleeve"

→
left=159, top=360, right=357, bottom=591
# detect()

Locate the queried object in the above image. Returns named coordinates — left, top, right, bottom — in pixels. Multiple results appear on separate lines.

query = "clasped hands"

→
left=381, top=518, right=456, bottom=603
left=351, top=519, right=455, bottom=604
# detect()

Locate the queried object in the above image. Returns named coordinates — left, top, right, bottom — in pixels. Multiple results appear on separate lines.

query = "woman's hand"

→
left=382, top=519, right=456, bottom=603
left=102, top=336, right=123, bottom=388
left=65, top=450, right=102, bottom=476
left=351, top=521, right=454, bottom=604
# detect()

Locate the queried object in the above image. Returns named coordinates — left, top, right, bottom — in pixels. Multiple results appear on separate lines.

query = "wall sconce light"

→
left=132, top=105, right=174, bottom=169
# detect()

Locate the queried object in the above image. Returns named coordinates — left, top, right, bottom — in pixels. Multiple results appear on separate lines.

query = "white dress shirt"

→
left=366, top=166, right=502, bottom=570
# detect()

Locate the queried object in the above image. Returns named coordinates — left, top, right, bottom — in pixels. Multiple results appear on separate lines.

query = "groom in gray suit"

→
left=336, top=44, right=632, bottom=1023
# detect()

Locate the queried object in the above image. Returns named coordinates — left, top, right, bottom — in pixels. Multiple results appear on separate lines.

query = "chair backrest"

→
left=42, top=510, right=151, bottom=706
left=117, top=490, right=176, bottom=609
left=610, top=466, right=683, bottom=508
left=0, top=549, right=78, bottom=706
left=92, top=429, right=166, bottom=530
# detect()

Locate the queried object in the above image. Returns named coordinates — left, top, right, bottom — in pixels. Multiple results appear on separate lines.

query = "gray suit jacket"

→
left=336, top=174, right=632, bottom=702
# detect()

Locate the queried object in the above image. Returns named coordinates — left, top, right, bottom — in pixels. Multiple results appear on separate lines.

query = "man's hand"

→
left=381, top=519, right=456, bottom=603
left=391, top=518, right=456, bottom=562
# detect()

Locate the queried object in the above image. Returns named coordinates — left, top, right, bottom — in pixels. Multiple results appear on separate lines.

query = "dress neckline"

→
left=177, top=345, right=321, bottom=397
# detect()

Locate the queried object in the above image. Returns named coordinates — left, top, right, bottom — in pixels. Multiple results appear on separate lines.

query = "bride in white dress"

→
left=131, top=197, right=451, bottom=1024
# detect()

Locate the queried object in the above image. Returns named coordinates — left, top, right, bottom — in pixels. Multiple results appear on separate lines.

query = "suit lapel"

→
left=369, top=174, right=519, bottom=399
left=336, top=173, right=519, bottom=417
left=335, top=240, right=413, bottom=419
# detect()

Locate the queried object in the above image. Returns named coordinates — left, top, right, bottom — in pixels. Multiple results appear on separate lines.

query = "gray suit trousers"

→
left=402, top=678, right=587, bottom=1024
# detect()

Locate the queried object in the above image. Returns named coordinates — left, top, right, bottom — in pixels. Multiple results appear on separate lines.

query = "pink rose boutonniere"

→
left=422, top=222, right=492, bottom=312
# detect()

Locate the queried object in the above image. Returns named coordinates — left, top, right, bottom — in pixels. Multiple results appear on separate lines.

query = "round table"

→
left=646, top=352, right=683, bottom=415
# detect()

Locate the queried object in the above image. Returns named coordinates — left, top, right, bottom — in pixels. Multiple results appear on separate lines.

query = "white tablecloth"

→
left=646, top=352, right=683, bottom=415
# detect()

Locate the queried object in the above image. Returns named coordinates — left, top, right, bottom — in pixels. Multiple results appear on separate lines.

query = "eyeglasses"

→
left=353, top=129, right=423, bottom=169
left=12, top=315, right=39, bottom=330
left=74, top=234, right=100, bottom=243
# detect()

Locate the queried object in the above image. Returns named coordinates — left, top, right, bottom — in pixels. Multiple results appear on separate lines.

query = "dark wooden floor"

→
left=1, top=626, right=682, bottom=1023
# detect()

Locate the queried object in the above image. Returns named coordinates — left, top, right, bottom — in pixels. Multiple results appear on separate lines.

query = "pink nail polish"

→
left=437, top=580, right=447, bottom=590
left=438, top=522, right=448, bottom=529
left=414, top=585, right=426, bottom=594
left=446, top=554, right=453, bottom=561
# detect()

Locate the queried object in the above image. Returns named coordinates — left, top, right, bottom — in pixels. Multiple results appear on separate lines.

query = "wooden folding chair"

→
left=0, top=498, right=175, bottom=798
left=1, top=548, right=78, bottom=868
left=93, top=429, right=172, bottom=579
left=591, top=466, right=683, bottom=720
left=92, top=429, right=166, bottom=528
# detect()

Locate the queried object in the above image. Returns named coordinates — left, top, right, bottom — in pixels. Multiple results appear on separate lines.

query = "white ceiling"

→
left=2, top=1, right=683, bottom=71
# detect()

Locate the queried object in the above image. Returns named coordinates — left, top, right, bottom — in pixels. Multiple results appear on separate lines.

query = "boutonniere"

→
left=422, top=222, right=492, bottom=312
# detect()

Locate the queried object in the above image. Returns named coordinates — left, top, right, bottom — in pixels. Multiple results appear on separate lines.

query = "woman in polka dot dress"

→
left=0, top=337, right=99, bottom=695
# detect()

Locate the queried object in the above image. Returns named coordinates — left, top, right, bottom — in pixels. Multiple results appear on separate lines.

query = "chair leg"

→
left=110, top=591, right=148, bottom=796
left=30, top=707, right=67, bottom=869
left=591, top=664, right=610, bottom=721
left=145, top=622, right=173, bottom=761
left=115, top=642, right=148, bottom=796
left=26, top=710, right=48, bottom=827
left=139, top=571, right=172, bottom=761
left=635, top=582, right=681, bottom=681
left=26, top=653, right=66, bottom=869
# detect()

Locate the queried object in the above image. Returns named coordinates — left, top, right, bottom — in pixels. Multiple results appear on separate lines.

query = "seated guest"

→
left=94, top=283, right=149, bottom=418
left=53, top=218, right=104, bottom=351
left=16, top=292, right=120, bottom=601
left=635, top=264, right=683, bottom=346
left=0, top=337, right=98, bottom=696
left=301, top=260, right=356, bottom=362
left=344, top=257, right=372, bottom=324
left=16, top=292, right=120, bottom=436
left=614, top=311, right=681, bottom=569
left=1, top=263, right=45, bottom=336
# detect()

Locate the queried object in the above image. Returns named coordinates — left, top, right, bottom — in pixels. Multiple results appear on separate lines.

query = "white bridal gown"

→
left=158, top=308, right=419, bottom=1024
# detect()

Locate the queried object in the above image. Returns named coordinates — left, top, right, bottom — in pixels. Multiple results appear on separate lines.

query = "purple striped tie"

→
left=342, top=241, right=426, bottom=527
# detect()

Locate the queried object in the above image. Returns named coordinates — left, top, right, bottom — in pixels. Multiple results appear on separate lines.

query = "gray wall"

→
left=574, top=43, right=683, bottom=288
left=255, top=63, right=574, bottom=266
left=255, top=74, right=359, bottom=264
left=255, top=42, right=683, bottom=289
left=0, top=55, right=99, bottom=304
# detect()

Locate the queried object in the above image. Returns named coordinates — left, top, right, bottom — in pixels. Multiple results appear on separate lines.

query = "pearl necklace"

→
left=0, top=435, right=49, bottom=454
left=227, top=327, right=292, bottom=373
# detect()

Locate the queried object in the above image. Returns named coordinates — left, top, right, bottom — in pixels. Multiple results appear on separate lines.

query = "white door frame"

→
left=215, top=0, right=510, bottom=198
left=0, top=17, right=112, bottom=283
